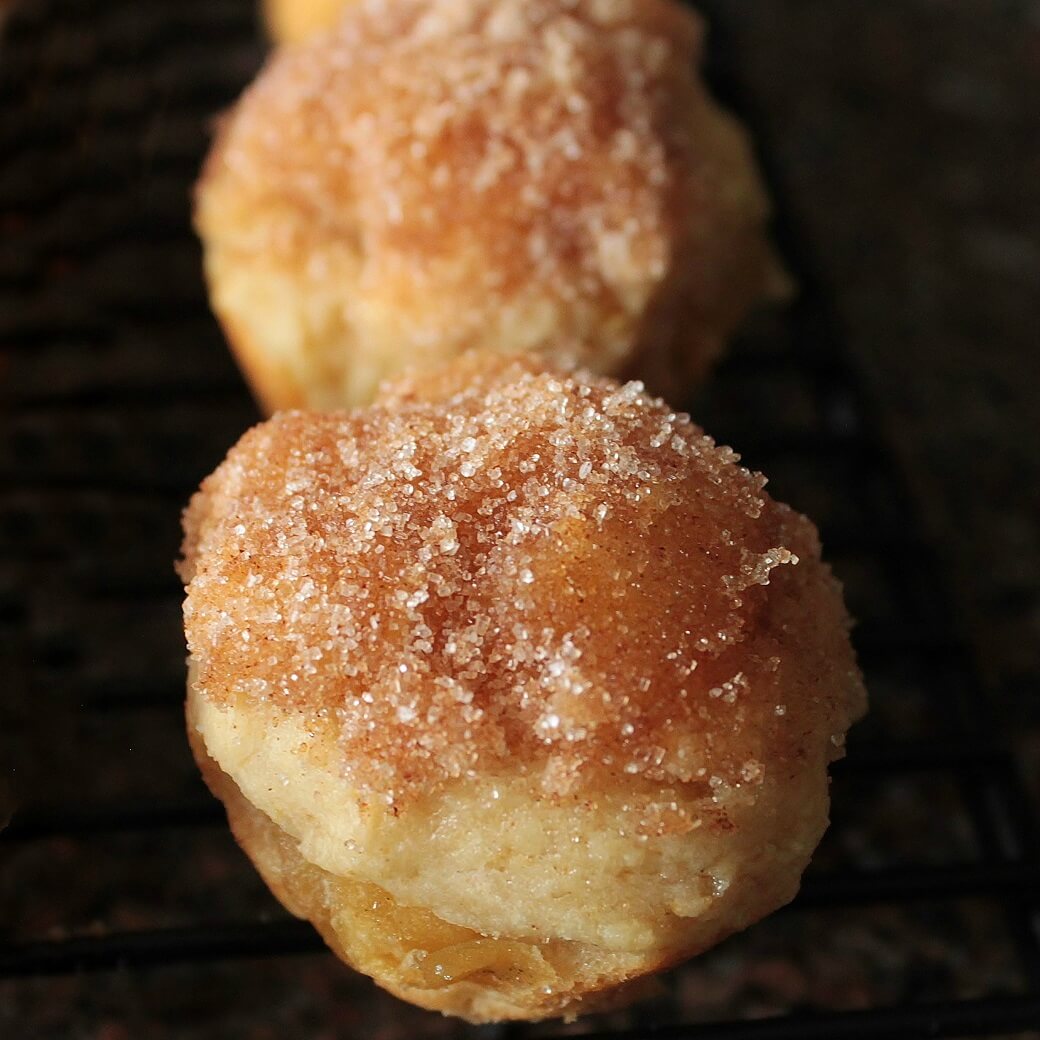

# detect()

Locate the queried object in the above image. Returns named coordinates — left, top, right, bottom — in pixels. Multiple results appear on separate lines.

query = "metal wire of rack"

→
left=1, top=0, right=1038, bottom=1037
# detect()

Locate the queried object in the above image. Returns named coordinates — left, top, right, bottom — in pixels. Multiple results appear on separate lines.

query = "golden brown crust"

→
left=263, top=0, right=354, bottom=44
left=197, top=0, right=786, bottom=412
left=189, top=721, right=680, bottom=1022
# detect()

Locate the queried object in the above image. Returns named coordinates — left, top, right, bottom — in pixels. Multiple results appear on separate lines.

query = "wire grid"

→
left=1, top=0, right=1038, bottom=1036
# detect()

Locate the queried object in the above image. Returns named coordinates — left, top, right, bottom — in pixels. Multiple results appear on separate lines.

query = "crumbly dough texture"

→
left=189, top=724, right=669, bottom=1021
left=181, top=354, right=865, bottom=1022
left=197, top=0, right=786, bottom=412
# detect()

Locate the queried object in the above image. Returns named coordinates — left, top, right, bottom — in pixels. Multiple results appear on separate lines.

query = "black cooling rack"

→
left=1, top=1, right=1039, bottom=1037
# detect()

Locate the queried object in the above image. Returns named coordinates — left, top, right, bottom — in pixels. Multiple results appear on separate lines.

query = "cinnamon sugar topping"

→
left=181, top=355, right=862, bottom=805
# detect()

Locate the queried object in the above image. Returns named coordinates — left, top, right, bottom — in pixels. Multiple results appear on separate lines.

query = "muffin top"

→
left=181, top=355, right=864, bottom=807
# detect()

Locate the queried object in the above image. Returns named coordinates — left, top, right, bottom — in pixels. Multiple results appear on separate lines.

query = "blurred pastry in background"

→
left=197, top=0, right=787, bottom=413
left=180, top=353, right=865, bottom=1022
left=262, top=0, right=354, bottom=44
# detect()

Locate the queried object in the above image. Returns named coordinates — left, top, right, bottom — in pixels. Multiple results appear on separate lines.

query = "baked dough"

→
left=180, top=354, right=865, bottom=1021
left=262, top=0, right=355, bottom=44
left=197, top=0, right=787, bottom=412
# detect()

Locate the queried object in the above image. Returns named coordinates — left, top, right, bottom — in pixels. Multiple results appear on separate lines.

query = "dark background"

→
left=706, top=0, right=1040, bottom=797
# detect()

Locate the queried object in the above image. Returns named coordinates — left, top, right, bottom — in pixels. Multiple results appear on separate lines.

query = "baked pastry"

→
left=196, top=0, right=787, bottom=413
left=262, top=0, right=356, bottom=44
left=180, top=353, right=865, bottom=1022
